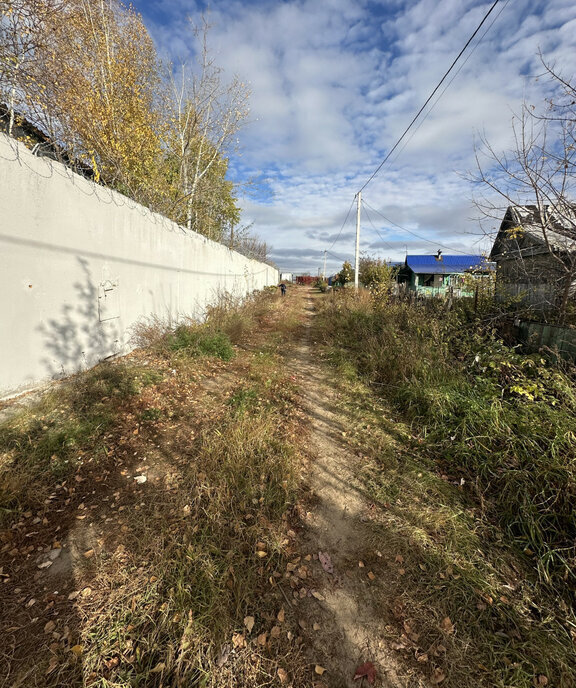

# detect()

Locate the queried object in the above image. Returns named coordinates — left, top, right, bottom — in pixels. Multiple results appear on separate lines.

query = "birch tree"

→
left=0, top=0, right=68, bottom=135
left=165, top=18, right=250, bottom=234
left=40, top=0, right=166, bottom=205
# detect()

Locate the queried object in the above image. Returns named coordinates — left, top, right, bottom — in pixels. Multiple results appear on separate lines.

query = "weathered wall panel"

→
left=0, top=134, right=278, bottom=397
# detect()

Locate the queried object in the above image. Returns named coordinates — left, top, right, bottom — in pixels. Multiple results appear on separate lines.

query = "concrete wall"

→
left=0, top=134, right=278, bottom=398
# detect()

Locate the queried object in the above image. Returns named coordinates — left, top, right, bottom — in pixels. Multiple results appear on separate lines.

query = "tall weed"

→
left=315, top=291, right=576, bottom=590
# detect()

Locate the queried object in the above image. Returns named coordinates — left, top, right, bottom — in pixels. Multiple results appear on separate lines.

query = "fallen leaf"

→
left=395, top=554, right=404, bottom=563
left=312, top=591, right=325, bottom=601
left=244, top=616, right=255, bottom=634
left=277, top=608, right=285, bottom=623
left=358, top=560, right=365, bottom=567
left=431, top=667, right=446, bottom=684
left=403, top=621, right=420, bottom=643
left=44, top=620, right=56, bottom=633
left=313, top=623, right=321, bottom=631
left=440, top=617, right=454, bottom=634
left=353, top=661, right=376, bottom=684
left=277, top=668, right=289, bottom=683
left=318, top=551, right=334, bottom=574
left=367, top=571, right=376, bottom=581
left=70, top=645, right=83, bottom=657
left=216, top=644, right=230, bottom=667
left=257, top=633, right=268, bottom=646
left=390, top=641, right=406, bottom=651
left=533, top=676, right=549, bottom=687
left=45, top=656, right=59, bottom=675
left=232, top=633, right=246, bottom=648
left=150, top=662, right=165, bottom=674
left=315, top=665, right=326, bottom=675
left=270, top=625, right=281, bottom=639
left=255, top=550, right=267, bottom=558
left=83, top=549, right=94, bottom=559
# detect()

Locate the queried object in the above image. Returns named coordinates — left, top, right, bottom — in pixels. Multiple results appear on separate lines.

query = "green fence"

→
left=517, top=320, right=576, bottom=362
left=415, top=286, right=474, bottom=298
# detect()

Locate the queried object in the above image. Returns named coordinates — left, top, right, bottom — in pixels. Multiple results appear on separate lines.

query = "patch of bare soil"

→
left=288, top=291, right=425, bottom=688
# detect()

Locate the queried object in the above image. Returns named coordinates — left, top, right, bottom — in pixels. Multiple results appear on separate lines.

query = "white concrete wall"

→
left=0, top=134, right=278, bottom=398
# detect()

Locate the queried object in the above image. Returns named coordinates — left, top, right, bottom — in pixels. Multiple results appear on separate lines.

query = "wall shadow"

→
left=37, top=257, right=120, bottom=381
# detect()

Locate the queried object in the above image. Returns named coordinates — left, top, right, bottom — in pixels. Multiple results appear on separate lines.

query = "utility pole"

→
left=323, top=250, right=327, bottom=280
left=354, top=191, right=361, bottom=290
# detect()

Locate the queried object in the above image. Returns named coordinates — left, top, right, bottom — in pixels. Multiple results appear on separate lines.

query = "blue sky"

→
left=132, top=0, right=576, bottom=274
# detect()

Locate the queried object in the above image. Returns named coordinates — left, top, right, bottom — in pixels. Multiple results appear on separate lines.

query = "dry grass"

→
left=0, top=288, right=311, bottom=688
left=311, top=289, right=576, bottom=688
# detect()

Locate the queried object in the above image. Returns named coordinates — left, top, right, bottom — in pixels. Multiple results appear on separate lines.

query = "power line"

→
left=328, top=196, right=356, bottom=251
left=362, top=203, right=396, bottom=251
left=362, top=199, right=475, bottom=255
left=358, top=0, right=502, bottom=193
left=387, top=0, right=511, bottom=167
left=327, top=249, right=353, bottom=263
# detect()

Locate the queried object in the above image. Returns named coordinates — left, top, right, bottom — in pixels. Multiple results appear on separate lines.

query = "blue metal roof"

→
left=405, top=255, right=494, bottom=275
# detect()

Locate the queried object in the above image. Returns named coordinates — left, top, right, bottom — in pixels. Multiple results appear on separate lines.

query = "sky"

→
left=132, top=0, right=576, bottom=275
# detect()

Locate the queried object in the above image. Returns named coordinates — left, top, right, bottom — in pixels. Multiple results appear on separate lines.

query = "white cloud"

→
left=135, top=0, right=576, bottom=272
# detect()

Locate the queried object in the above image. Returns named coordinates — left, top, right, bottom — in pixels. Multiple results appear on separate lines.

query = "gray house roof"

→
left=490, top=205, right=576, bottom=260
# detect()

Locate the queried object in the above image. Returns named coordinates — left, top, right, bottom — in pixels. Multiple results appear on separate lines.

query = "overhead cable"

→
left=328, top=196, right=357, bottom=251
left=358, top=0, right=502, bottom=193
left=362, top=202, right=396, bottom=251
left=362, top=199, right=474, bottom=255
left=387, top=0, right=511, bottom=167
left=327, top=249, right=353, bottom=263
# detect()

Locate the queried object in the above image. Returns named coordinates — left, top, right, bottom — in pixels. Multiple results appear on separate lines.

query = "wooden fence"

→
left=514, top=320, right=576, bottom=362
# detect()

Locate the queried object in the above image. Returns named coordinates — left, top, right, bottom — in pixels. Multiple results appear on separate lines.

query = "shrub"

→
left=168, top=326, right=234, bottom=361
left=315, top=290, right=576, bottom=590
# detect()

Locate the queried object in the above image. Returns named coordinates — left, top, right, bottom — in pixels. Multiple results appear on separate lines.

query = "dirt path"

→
left=1, top=288, right=427, bottom=687
left=288, top=290, right=421, bottom=688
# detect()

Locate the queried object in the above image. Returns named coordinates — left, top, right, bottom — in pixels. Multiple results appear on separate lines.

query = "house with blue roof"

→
left=397, top=253, right=495, bottom=297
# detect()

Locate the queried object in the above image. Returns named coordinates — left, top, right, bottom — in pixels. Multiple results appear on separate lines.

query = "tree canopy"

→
left=0, top=0, right=262, bottom=255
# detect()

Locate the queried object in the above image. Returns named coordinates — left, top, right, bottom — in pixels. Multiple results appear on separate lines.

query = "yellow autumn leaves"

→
left=0, top=0, right=247, bottom=244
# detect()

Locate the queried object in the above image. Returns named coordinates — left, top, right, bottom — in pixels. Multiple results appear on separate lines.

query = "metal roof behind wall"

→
left=406, top=255, right=493, bottom=274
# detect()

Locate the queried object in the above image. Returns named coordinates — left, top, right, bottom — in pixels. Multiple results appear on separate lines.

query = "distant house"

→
left=295, top=275, right=316, bottom=285
left=489, top=205, right=576, bottom=311
left=280, top=272, right=293, bottom=283
left=397, top=253, right=494, bottom=297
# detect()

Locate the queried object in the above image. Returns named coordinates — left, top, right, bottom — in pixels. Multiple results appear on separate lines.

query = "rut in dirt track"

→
left=287, top=291, right=423, bottom=688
